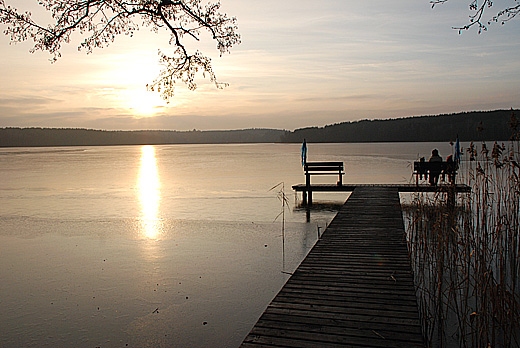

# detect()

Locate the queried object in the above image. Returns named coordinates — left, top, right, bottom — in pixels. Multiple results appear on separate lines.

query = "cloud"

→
left=0, top=0, right=519, bottom=131
left=0, top=95, right=61, bottom=108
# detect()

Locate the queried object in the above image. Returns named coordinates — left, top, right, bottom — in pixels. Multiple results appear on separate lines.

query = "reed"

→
left=405, top=112, right=520, bottom=347
left=270, top=182, right=290, bottom=273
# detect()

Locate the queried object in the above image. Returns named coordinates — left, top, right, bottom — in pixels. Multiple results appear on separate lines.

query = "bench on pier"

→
left=302, top=161, right=344, bottom=205
left=305, top=161, right=344, bottom=186
left=413, top=160, right=458, bottom=186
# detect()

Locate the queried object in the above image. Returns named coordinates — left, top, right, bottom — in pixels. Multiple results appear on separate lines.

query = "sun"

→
left=127, top=90, right=165, bottom=117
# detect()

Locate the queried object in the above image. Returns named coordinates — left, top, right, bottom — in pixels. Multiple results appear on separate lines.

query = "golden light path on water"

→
left=138, top=145, right=162, bottom=239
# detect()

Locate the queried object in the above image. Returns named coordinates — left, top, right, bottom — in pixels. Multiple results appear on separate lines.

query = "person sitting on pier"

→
left=428, top=149, right=442, bottom=186
left=445, top=154, right=457, bottom=184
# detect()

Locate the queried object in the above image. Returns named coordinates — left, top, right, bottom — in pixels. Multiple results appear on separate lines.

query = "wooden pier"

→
left=292, top=183, right=471, bottom=205
left=241, top=186, right=425, bottom=347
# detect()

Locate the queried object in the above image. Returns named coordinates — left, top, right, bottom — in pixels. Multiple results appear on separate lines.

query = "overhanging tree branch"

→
left=0, top=0, right=240, bottom=100
left=431, top=0, right=520, bottom=33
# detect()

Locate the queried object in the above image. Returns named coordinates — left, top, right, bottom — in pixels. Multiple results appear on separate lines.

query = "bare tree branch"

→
left=431, top=0, right=520, bottom=33
left=0, top=0, right=240, bottom=100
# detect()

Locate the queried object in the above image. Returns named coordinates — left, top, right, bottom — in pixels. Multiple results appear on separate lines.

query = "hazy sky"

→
left=1, top=1, right=519, bottom=130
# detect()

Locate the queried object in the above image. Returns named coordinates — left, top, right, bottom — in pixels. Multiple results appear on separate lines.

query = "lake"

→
left=0, top=142, right=455, bottom=348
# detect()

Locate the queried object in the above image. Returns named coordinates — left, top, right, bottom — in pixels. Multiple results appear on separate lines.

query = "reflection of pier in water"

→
left=241, top=185, right=471, bottom=347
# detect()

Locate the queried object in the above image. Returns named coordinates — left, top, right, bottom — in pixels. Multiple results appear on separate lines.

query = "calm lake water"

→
left=0, top=142, right=454, bottom=348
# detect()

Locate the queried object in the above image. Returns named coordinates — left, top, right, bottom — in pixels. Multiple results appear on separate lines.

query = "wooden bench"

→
left=303, top=161, right=344, bottom=205
left=413, top=160, right=457, bottom=185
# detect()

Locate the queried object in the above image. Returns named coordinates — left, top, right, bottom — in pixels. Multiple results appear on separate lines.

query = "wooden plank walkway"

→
left=240, top=186, right=425, bottom=348
left=292, top=183, right=471, bottom=193
left=292, top=183, right=470, bottom=206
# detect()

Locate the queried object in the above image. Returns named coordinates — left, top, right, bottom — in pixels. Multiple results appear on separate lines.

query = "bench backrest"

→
left=304, top=161, right=344, bottom=186
left=414, top=160, right=458, bottom=185
left=304, top=161, right=344, bottom=172
left=413, top=161, right=456, bottom=173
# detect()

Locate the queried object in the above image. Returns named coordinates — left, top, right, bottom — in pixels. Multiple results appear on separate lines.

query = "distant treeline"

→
left=0, top=109, right=516, bottom=147
left=281, top=109, right=517, bottom=143
left=0, top=128, right=285, bottom=147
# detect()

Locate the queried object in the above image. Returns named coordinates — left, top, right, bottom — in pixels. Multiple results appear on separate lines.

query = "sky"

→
left=1, top=0, right=519, bottom=131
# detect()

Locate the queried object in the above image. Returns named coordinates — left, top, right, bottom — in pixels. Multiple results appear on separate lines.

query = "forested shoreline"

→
left=281, top=109, right=516, bottom=143
left=0, top=128, right=285, bottom=147
left=0, top=109, right=516, bottom=147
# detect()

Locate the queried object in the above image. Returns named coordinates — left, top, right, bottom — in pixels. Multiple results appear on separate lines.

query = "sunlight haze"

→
left=1, top=0, right=519, bottom=130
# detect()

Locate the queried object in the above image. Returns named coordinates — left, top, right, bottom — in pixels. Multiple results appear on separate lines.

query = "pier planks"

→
left=240, top=186, right=425, bottom=348
left=292, top=182, right=471, bottom=193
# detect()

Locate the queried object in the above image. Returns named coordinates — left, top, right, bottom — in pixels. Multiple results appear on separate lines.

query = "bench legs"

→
left=302, top=189, right=312, bottom=206
left=305, top=173, right=312, bottom=206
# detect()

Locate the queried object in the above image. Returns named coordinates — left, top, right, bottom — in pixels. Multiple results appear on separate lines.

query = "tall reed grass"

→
left=405, top=112, right=520, bottom=347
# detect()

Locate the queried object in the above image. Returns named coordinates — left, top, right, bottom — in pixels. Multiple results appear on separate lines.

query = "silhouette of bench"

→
left=413, top=160, right=457, bottom=185
left=305, top=161, right=344, bottom=186
left=302, top=162, right=344, bottom=205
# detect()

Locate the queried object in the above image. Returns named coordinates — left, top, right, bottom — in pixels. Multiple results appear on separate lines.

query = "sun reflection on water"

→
left=138, top=145, right=162, bottom=239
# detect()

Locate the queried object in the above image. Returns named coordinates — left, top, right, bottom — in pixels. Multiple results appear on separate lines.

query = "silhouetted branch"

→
left=431, top=0, right=520, bottom=33
left=0, top=0, right=240, bottom=99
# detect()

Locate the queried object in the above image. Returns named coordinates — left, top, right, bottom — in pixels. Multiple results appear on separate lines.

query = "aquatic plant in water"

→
left=405, top=111, right=520, bottom=347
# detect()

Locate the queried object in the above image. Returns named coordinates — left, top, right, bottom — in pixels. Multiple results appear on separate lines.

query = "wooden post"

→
left=447, top=185, right=455, bottom=210
left=305, top=170, right=312, bottom=206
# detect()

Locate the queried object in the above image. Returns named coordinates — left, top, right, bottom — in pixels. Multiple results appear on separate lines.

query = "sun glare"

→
left=128, top=90, right=164, bottom=117
left=138, top=145, right=162, bottom=239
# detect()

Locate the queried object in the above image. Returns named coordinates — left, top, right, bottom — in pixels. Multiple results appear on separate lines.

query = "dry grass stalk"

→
left=405, top=112, right=520, bottom=347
